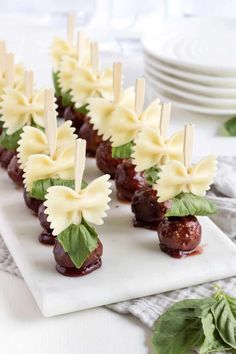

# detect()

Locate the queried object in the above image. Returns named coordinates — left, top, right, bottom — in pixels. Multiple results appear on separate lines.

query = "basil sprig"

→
left=222, top=116, right=236, bottom=136
left=30, top=178, right=87, bottom=201
left=166, top=192, right=217, bottom=217
left=144, top=165, right=161, bottom=186
left=0, top=127, right=23, bottom=151
left=58, top=219, right=99, bottom=268
left=75, top=104, right=89, bottom=116
left=52, top=71, right=61, bottom=97
left=152, top=288, right=236, bottom=354
left=111, top=141, right=134, bottom=159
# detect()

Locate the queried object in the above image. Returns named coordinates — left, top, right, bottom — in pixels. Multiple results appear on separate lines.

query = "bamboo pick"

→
left=67, top=12, right=76, bottom=45
left=76, top=31, right=85, bottom=64
left=6, top=53, right=15, bottom=88
left=0, top=40, right=6, bottom=77
left=113, top=62, right=122, bottom=104
left=46, top=109, right=57, bottom=159
left=183, top=124, right=194, bottom=169
left=160, top=102, right=171, bottom=138
left=135, top=78, right=145, bottom=117
left=75, top=138, right=86, bottom=193
left=44, top=88, right=57, bottom=158
left=24, top=70, right=34, bottom=101
left=90, top=41, right=99, bottom=77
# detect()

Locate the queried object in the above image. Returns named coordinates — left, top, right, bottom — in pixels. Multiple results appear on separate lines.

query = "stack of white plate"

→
left=142, top=17, right=236, bottom=116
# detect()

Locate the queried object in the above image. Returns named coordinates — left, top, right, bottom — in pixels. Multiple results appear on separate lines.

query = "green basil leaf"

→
left=0, top=128, right=23, bottom=151
left=144, top=165, right=161, bottom=186
left=111, top=142, right=134, bottom=159
left=211, top=297, right=236, bottom=349
left=223, top=117, right=236, bottom=137
left=152, top=299, right=206, bottom=354
left=52, top=71, right=61, bottom=97
left=166, top=192, right=217, bottom=217
left=57, top=220, right=99, bottom=268
left=30, top=178, right=87, bottom=201
left=75, top=104, right=89, bottom=116
left=61, top=90, right=73, bottom=108
left=200, top=311, right=231, bottom=354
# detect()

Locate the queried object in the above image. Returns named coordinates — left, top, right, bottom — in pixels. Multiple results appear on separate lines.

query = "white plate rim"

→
left=145, top=70, right=236, bottom=108
left=142, top=17, right=236, bottom=75
left=146, top=78, right=236, bottom=116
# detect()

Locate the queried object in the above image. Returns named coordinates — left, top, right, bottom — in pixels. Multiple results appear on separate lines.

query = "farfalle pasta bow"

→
left=109, top=99, right=162, bottom=147
left=0, top=88, right=47, bottom=134
left=24, top=143, right=76, bottom=192
left=58, top=53, right=91, bottom=93
left=87, top=87, right=135, bottom=141
left=0, top=63, right=24, bottom=101
left=50, top=37, right=77, bottom=72
left=44, top=174, right=112, bottom=235
left=17, top=120, right=77, bottom=169
left=154, top=156, right=217, bottom=202
left=132, top=127, right=184, bottom=172
left=70, top=67, right=113, bottom=107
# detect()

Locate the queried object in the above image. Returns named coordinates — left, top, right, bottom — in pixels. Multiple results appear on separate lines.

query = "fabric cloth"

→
left=0, top=156, right=236, bottom=330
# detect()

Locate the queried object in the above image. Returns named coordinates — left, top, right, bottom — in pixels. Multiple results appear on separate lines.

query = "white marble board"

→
left=0, top=159, right=236, bottom=317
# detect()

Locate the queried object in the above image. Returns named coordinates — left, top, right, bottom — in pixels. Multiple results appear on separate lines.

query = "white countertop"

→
left=0, top=17, right=235, bottom=354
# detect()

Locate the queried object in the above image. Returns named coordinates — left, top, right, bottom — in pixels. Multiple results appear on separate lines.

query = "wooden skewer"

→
left=44, top=89, right=57, bottom=158
left=183, top=124, right=195, bottom=168
left=76, top=31, right=85, bottom=64
left=113, top=62, right=122, bottom=104
left=90, top=41, right=99, bottom=77
left=135, top=78, right=145, bottom=117
left=24, top=70, right=34, bottom=101
left=75, top=138, right=86, bottom=193
left=67, top=12, right=76, bottom=45
left=0, top=40, right=6, bottom=77
left=160, top=102, right=171, bottom=138
left=6, top=53, right=15, bottom=88
left=46, top=109, right=57, bottom=159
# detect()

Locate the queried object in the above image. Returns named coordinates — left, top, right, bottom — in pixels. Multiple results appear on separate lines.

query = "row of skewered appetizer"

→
left=0, top=14, right=217, bottom=277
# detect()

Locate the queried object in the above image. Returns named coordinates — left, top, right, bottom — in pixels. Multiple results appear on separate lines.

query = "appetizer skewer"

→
left=89, top=62, right=135, bottom=178
left=155, top=124, right=217, bottom=257
left=44, top=138, right=112, bottom=276
left=131, top=103, right=184, bottom=229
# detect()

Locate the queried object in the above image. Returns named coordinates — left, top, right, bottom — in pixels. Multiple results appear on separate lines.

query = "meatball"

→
left=7, top=155, right=24, bottom=186
left=78, top=118, right=103, bottom=157
left=23, top=188, right=42, bottom=215
left=38, top=204, right=55, bottom=245
left=96, top=140, right=123, bottom=179
left=131, top=186, right=170, bottom=230
left=115, top=161, right=146, bottom=202
left=158, top=216, right=202, bottom=258
left=53, top=239, right=103, bottom=277
left=63, top=106, right=86, bottom=135
left=0, top=148, right=16, bottom=169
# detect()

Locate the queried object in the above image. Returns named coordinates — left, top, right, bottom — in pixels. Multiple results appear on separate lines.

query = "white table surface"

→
left=0, top=17, right=235, bottom=354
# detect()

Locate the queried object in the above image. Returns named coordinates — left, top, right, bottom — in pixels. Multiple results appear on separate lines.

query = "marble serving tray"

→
left=1, top=159, right=236, bottom=317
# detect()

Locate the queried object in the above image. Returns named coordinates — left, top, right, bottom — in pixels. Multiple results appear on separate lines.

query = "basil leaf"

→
left=30, top=178, right=87, bottom=201
left=75, top=104, right=89, bottom=116
left=0, top=128, right=23, bottom=151
left=61, top=90, right=73, bottom=108
left=152, top=299, right=206, bottom=354
left=111, top=142, right=134, bottom=159
left=166, top=192, right=217, bottom=217
left=211, top=297, right=236, bottom=349
left=57, top=220, right=99, bottom=268
left=52, top=71, right=61, bottom=97
left=144, top=165, right=161, bottom=186
left=223, top=117, right=236, bottom=137
left=200, top=311, right=231, bottom=354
